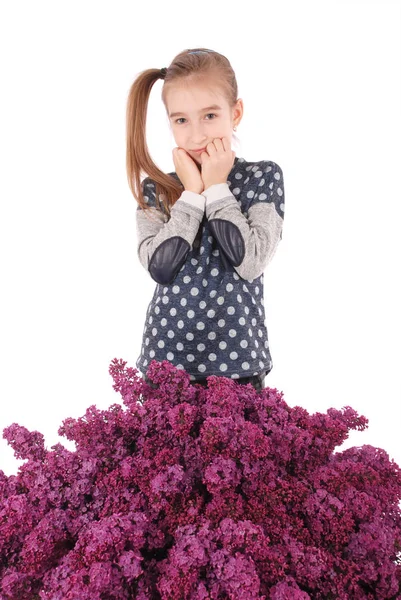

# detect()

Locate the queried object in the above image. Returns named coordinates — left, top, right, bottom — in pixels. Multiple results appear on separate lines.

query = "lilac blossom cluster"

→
left=1, top=358, right=401, bottom=599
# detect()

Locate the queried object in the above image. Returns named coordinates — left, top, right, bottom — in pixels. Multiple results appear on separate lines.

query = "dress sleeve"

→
left=135, top=178, right=205, bottom=284
left=204, top=161, right=285, bottom=280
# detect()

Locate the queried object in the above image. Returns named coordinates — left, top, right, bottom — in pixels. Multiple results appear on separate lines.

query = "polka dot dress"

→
left=136, top=157, right=284, bottom=382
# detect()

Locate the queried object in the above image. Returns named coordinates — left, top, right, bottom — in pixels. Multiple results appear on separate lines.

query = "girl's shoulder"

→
left=237, top=156, right=283, bottom=172
left=232, top=157, right=284, bottom=190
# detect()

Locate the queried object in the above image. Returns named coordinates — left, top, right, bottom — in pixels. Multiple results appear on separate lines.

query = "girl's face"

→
left=165, top=80, right=243, bottom=164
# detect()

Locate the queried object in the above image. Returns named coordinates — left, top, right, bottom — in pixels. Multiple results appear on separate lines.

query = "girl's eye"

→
left=175, top=113, right=217, bottom=125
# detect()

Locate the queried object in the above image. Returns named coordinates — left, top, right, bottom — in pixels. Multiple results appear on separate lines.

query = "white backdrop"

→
left=0, top=0, right=400, bottom=477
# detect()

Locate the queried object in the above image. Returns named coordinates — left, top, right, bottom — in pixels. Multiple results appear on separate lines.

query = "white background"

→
left=0, top=0, right=400, bottom=477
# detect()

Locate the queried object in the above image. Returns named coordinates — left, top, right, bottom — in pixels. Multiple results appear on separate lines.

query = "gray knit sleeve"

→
left=135, top=178, right=206, bottom=284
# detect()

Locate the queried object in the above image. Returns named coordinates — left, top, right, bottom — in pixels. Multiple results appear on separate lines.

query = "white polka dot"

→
left=183, top=275, right=191, bottom=283
left=227, top=306, right=235, bottom=315
left=248, top=328, right=253, bottom=337
left=258, top=193, right=267, bottom=200
left=202, top=278, right=208, bottom=287
left=231, top=373, right=239, bottom=379
left=187, top=354, right=195, bottom=362
left=247, top=190, right=255, bottom=198
left=199, top=300, right=207, bottom=309
left=240, top=340, right=248, bottom=348
left=274, top=171, right=281, bottom=180
left=219, top=341, right=227, bottom=350
left=186, top=332, right=194, bottom=340
left=180, top=298, right=187, bottom=306
left=230, top=351, right=238, bottom=360
left=149, top=350, right=155, bottom=358
left=259, top=361, right=265, bottom=369
left=252, top=318, right=257, bottom=326
left=145, top=337, right=149, bottom=345
left=198, top=364, right=206, bottom=373
left=242, top=362, right=250, bottom=370
left=155, top=306, right=160, bottom=314
left=235, top=173, right=243, bottom=179
left=177, top=320, right=184, bottom=328
left=208, top=353, right=216, bottom=361
left=176, top=343, right=184, bottom=351
left=228, top=329, right=237, bottom=337
left=219, top=363, right=228, bottom=372
left=191, top=287, right=199, bottom=296
left=237, top=294, right=242, bottom=303
left=210, top=290, right=217, bottom=298
left=172, top=286, right=180, bottom=294
left=226, top=283, right=233, bottom=292
left=191, top=258, right=198, bottom=265
left=167, top=330, right=175, bottom=338
left=218, top=319, right=225, bottom=327
left=160, top=318, right=167, bottom=326
left=176, top=364, right=184, bottom=369
left=200, top=246, right=205, bottom=254
left=212, top=249, right=219, bottom=256
left=196, top=266, right=203, bottom=274
left=251, top=350, right=256, bottom=358
left=162, top=296, right=169, bottom=304
left=163, top=287, right=168, bottom=294
left=211, top=268, right=219, bottom=276
left=280, top=202, right=285, bottom=212
left=148, top=316, right=153, bottom=324
left=197, top=343, right=205, bottom=351
left=217, top=296, right=224, bottom=305
left=207, top=309, right=216, bottom=318
left=167, top=352, right=174, bottom=360
left=187, top=310, right=195, bottom=318
left=152, top=327, right=157, bottom=336
left=238, top=317, right=246, bottom=326
left=196, top=321, right=205, bottom=330
left=208, top=331, right=216, bottom=340
left=170, top=307, right=177, bottom=316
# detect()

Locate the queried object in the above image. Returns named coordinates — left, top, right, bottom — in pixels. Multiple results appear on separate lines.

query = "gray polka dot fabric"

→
left=135, top=156, right=285, bottom=382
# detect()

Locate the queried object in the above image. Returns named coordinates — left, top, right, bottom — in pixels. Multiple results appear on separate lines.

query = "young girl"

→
left=126, top=48, right=285, bottom=392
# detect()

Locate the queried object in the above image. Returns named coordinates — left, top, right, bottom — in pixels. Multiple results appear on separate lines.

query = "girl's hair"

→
left=126, top=48, right=240, bottom=218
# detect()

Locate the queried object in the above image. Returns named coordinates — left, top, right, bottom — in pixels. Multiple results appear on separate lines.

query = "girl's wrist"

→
left=203, top=180, right=227, bottom=190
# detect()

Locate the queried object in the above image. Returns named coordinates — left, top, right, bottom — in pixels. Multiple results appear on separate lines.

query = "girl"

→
left=126, top=48, right=285, bottom=392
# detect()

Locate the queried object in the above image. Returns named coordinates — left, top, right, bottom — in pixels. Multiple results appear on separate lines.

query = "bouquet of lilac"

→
left=1, top=359, right=401, bottom=599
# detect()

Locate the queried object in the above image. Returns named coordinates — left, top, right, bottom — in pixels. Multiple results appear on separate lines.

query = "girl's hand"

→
left=200, top=137, right=236, bottom=190
left=172, top=147, right=204, bottom=195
